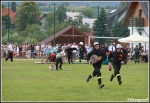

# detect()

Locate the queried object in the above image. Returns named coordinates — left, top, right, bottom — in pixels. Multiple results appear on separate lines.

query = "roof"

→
left=107, top=8, right=127, bottom=20
left=140, top=2, right=148, bottom=21
left=39, top=14, right=47, bottom=20
left=38, top=26, right=88, bottom=45
left=2, top=8, right=44, bottom=24
left=66, top=12, right=81, bottom=20
left=2, top=8, right=16, bottom=24
left=109, top=9, right=117, bottom=13
left=122, top=1, right=148, bottom=26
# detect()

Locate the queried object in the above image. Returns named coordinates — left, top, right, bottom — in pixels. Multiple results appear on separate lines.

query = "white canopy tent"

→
left=118, top=31, right=149, bottom=43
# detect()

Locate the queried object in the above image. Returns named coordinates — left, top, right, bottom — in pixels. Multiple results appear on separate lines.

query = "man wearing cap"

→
left=108, top=44, right=126, bottom=85
left=78, top=42, right=87, bottom=63
left=5, top=42, right=14, bottom=62
left=86, top=42, right=107, bottom=89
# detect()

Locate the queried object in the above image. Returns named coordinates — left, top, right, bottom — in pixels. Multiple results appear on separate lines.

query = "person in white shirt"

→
left=47, top=43, right=52, bottom=51
left=60, top=47, right=67, bottom=63
left=41, top=42, right=45, bottom=54
left=35, top=43, right=40, bottom=58
left=71, top=42, right=78, bottom=62
left=62, top=44, right=67, bottom=49
left=5, top=42, right=14, bottom=62
left=85, top=44, right=89, bottom=53
left=108, top=42, right=116, bottom=54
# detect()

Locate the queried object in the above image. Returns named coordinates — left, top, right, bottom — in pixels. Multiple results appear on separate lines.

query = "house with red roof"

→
left=2, top=2, right=16, bottom=28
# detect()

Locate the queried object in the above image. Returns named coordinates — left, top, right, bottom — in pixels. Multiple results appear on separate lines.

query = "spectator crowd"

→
left=1, top=41, right=149, bottom=63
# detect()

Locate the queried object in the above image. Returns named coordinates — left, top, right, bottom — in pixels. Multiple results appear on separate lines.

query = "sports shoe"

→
left=86, top=75, right=91, bottom=82
left=110, top=74, right=114, bottom=81
left=118, top=81, right=122, bottom=85
left=99, top=84, right=104, bottom=89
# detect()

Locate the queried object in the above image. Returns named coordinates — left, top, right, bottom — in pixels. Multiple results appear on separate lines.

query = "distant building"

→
left=121, top=1, right=149, bottom=50
left=2, top=2, right=16, bottom=28
left=65, top=12, right=97, bottom=28
left=2, top=2, right=46, bottom=29
left=107, top=8, right=127, bottom=30
left=38, top=26, right=94, bottom=46
left=82, top=18, right=96, bottom=28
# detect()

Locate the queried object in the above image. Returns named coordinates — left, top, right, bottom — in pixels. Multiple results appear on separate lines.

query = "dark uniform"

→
left=86, top=45, right=107, bottom=89
left=121, top=48, right=128, bottom=64
left=65, top=47, right=78, bottom=64
left=5, top=43, right=13, bottom=62
left=108, top=47, right=126, bottom=85
left=55, top=53, right=63, bottom=70
left=79, top=45, right=87, bottom=63
left=134, top=47, right=140, bottom=64
left=49, top=52, right=63, bottom=70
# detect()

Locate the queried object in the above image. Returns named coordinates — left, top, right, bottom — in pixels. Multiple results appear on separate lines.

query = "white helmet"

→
left=94, top=42, right=99, bottom=46
left=116, top=44, right=122, bottom=48
left=79, top=42, right=83, bottom=45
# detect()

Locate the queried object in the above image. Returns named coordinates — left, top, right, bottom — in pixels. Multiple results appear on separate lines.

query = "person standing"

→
left=55, top=53, right=63, bottom=70
left=100, top=43, right=108, bottom=53
left=5, top=42, right=14, bottom=62
left=65, top=44, right=78, bottom=64
left=71, top=42, right=78, bottom=62
left=86, top=42, right=107, bottom=89
left=134, top=45, right=140, bottom=64
left=78, top=42, right=87, bottom=63
left=108, top=44, right=126, bottom=85
left=108, top=42, right=116, bottom=54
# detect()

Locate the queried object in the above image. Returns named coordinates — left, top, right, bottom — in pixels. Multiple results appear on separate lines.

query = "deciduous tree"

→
left=14, top=1, right=40, bottom=32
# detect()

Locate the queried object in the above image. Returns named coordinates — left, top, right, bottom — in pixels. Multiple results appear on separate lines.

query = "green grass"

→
left=1, top=58, right=149, bottom=102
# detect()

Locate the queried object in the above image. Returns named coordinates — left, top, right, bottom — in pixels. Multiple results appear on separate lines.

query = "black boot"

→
left=135, top=60, right=137, bottom=64
left=71, top=59, right=73, bottom=64
left=79, top=60, right=81, bottom=63
left=59, top=64, right=62, bottom=70
left=5, top=58, right=7, bottom=62
left=99, top=83, right=104, bottom=89
left=117, top=75, right=122, bottom=85
left=56, top=64, right=58, bottom=70
left=86, top=74, right=92, bottom=82
left=110, top=74, right=115, bottom=81
left=98, top=78, right=104, bottom=89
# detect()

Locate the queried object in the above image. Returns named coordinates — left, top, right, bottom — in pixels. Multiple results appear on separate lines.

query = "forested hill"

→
left=2, top=1, right=120, bottom=7
left=38, top=2, right=120, bottom=7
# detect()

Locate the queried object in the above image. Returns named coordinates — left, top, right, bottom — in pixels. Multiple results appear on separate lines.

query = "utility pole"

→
left=138, top=9, right=142, bottom=47
left=8, top=2, right=10, bottom=42
left=53, top=4, right=56, bottom=46
left=97, top=6, right=99, bottom=42
left=132, top=16, right=134, bottom=50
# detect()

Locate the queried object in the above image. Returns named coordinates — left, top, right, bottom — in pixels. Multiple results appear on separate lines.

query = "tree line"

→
left=2, top=1, right=130, bottom=45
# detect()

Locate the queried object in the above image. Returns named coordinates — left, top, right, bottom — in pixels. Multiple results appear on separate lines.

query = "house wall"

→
left=127, top=2, right=149, bottom=50
left=132, top=2, right=148, bottom=27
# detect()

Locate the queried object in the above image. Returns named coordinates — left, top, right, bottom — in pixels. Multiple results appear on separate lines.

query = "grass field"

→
left=1, top=58, right=149, bottom=102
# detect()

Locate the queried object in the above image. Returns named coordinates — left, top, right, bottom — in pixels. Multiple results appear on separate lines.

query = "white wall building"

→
left=66, top=12, right=97, bottom=28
